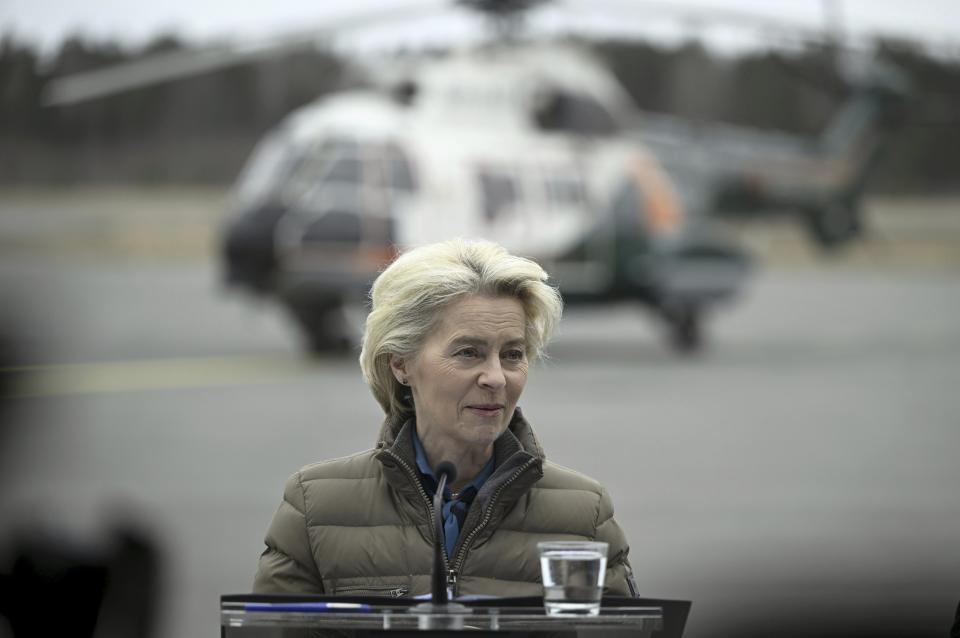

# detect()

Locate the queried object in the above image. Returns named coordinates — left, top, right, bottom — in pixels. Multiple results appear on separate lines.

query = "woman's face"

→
left=392, top=294, right=529, bottom=455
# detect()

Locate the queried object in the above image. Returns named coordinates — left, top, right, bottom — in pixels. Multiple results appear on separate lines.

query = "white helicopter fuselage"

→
left=235, top=44, right=679, bottom=273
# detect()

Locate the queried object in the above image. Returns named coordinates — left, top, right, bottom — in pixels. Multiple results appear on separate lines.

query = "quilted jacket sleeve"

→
left=596, top=486, right=639, bottom=598
left=253, top=470, right=325, bottom=593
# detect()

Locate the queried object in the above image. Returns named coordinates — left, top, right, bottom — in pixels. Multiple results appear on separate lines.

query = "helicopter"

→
left=217, top=40, right=749, bottom=353
left=42, top=0, right=907, bottom=353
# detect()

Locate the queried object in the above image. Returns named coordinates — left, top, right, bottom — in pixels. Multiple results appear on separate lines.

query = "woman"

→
left=253, top=239, right=638, bottom=598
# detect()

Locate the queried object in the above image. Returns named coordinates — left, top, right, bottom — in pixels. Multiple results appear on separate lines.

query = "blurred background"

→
left=1, top=1, right=959, bottom=637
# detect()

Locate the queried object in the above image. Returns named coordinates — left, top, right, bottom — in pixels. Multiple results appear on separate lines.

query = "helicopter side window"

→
left=545, top=173, right=585, bottom=208
left=384, top=143, right=417, bottom=193
left=478, top=170, right=518, bottom=222
left=534, top=90, right=618, bottom=136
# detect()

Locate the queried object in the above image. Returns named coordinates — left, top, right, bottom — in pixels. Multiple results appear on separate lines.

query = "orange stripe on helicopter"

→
left=630, top=154, right=683, bottom=235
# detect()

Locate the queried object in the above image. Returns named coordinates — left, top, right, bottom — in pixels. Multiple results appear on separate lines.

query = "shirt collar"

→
left=411, top=426, right=495, bottom=497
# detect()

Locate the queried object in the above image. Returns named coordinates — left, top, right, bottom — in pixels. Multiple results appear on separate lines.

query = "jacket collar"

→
left=374, top=406, right=546, bottom=466
left=374, top=407, right=546, bottom=538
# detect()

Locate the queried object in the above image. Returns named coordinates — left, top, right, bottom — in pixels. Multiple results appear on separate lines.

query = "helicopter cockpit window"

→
left=325, top=155, right=363, bottom=184
left=278, top=149, right=324, bottom=203
left=276, top=138, right=360, bottom=207
left=322, top=140, right=363, bottom=185
left=235, top=131, right=300, bottom=203
left=533, top=90, right=618, bottom=136
left=277, top=137, right=417, bottom=213
left=478, top=170, right=519, bottom=222
left=384, top=143, right=417, bottom=193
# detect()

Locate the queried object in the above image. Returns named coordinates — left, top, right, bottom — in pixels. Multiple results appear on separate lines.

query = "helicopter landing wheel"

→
left=282, top=294, right=353, bottom=355
left=664, top=303, right=704, bottom=354
left=806, top=201, right=863, bottom=249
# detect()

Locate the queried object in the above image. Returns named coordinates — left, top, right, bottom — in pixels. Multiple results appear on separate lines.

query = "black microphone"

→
left=431, top=461, right=457, bottom=604
left=411, top=461, right=468, bottom=623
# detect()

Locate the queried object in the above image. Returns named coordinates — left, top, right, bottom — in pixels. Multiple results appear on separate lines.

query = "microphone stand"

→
left=411, top=462, right=468, bottom=627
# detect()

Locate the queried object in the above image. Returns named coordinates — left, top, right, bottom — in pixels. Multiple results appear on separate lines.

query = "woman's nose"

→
left=478, top=357, right=506, bottom=389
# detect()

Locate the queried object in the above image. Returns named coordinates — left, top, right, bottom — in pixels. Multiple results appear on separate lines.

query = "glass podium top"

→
left=221, top=596, right=663, bottom=633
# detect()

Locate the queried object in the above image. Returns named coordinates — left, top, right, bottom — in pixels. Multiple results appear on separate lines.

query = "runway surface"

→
left=1, top=194, right=959, bottom=637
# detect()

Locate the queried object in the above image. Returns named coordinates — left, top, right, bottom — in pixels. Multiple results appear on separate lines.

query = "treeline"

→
left=0, top=34, right=348, bottom=183
left=1, top=33, right=958, bottom=191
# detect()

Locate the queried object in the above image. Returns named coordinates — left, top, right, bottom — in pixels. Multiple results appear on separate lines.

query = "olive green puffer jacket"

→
left=253, top=408, right=638, bottom=598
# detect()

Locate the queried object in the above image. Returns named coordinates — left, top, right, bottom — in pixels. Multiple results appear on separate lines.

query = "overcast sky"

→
left=2, top=0, right=959, bottom=57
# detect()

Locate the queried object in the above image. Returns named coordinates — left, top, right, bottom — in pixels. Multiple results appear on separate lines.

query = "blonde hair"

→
left=360, top=239, right=563, bottom=419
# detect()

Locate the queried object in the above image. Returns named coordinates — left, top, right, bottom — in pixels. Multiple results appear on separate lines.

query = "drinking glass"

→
left=537, top=541, right=608, bottom=616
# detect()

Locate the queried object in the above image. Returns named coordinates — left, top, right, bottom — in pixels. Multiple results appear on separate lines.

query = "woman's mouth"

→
left=465, top=404, right=504, bottom=417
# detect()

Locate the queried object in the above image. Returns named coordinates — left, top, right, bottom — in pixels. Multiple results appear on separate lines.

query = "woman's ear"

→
left=389, top=354, right=407, bottom=384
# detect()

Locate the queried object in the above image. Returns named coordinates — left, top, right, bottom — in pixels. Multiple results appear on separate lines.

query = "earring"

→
left=400, top=378, right=408, bottom=385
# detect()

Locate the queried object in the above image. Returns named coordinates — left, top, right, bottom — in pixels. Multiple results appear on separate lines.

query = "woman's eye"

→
left=455, top=347, right=478, bottom=358
left=504, top=349, right=525, bottom=362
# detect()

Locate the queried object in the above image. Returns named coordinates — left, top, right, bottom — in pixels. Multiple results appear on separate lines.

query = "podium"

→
left=221, top=595, right=690, bottom=638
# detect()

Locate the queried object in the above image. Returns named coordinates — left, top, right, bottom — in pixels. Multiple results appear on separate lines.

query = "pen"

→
left=244, top=602, right=372, bottom=612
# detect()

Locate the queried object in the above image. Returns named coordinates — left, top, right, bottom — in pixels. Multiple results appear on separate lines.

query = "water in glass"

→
left=539, top=548, right=607, bottom=616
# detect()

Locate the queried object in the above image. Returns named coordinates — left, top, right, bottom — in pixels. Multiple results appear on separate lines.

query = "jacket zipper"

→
left=383, top=449, right=452, bottom=569
left=450, top=457, right=538, bottom=586
left=446, top=569, right=458, bottom=596
left=385, top=448, right=538, bottom=599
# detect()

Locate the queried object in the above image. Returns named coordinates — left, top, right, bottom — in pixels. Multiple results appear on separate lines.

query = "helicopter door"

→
left=536, top=166, right=615, bottom=296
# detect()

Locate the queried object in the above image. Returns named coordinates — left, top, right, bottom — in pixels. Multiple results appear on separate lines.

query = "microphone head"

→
left=435, top=461, right=457, bottom=486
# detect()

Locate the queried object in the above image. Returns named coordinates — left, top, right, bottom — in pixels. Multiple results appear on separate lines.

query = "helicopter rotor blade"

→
left=558, top=0, right=875, bottom=55
left=43, top=1, right=445, bottom=107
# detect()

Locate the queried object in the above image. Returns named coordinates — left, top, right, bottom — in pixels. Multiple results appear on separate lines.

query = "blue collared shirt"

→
left=412, top=429, right=495, bottom=558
